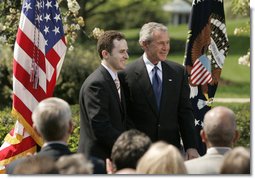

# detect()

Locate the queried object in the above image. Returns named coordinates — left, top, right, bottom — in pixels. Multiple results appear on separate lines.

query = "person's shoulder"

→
left=6, top=157, right=28, bottom=174
left=83, top=66, right=105, bottom=84
left=163, top=60, right=184, bottom=69
left=126, top=57, right=143, bottom=69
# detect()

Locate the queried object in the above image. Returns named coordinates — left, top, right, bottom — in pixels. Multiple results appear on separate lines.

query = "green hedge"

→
left=0, top=103, right=250, bottom=152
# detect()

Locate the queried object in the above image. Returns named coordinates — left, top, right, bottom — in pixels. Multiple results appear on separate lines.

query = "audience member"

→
left=7, top=97, right=73, bottom=174
left=220, top=146, right=250, bottom=174
left=56, top=153, right=93, bottom=174
left=136, top=141, right=187, bottom=174
left=185, top=106, right=239, bottom=174
left=106, top=129, right=151, bottom=174
left=13, top=155, right=58, bottom=174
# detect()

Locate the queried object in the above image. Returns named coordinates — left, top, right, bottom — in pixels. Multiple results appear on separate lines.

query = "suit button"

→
left=158, top=124, right=160, bottom=127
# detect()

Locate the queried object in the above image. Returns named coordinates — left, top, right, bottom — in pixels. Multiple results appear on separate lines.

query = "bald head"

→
left=203, top=106, right=237, bottom=147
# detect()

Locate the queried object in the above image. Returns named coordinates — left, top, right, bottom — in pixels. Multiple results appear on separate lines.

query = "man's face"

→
left=145, top=30, right=170, bottom=64
left=107, top=39, right=129, bottom=71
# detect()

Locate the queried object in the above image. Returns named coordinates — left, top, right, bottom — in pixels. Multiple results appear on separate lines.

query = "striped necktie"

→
left=114, top=77, right=121, bottom=100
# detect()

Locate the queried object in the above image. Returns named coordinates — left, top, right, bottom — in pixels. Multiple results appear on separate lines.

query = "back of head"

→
left=56, top=153, right=93, bottom=174
left=97, top=30, right=126, bottom=59
left=13, top=155, right=58, bottom=174
left=136, top=141, right=187, bottom=174
left=32, top=97, right=72, bottom=141
left=220, top=147, right=250, bottom=174
left=139, top=22, right=168, bottom=46
left=111, top=129, right=151, bottom=170
left=203, top=106, right=237, bottom=147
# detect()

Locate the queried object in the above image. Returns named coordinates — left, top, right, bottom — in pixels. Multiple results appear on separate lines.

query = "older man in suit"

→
left=185, top=106, right=239, bottom=174
left=7, top=97, right=106, bottom=174
left=6, top=97, right=73, bottom=173
left=78, top=31, right=129, bottom=160
left=119, top=22, right=199, bottom=160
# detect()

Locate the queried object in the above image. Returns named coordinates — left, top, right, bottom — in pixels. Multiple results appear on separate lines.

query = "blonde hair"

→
left=220, top=147, right=250, bottom=174
left=136, top=141, right=187, bottom=174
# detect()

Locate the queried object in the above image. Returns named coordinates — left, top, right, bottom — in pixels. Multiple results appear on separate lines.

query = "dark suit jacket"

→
left=6, top=143, right=106, bottom=174
left=119, top=57, right=197, bottom=150
left=6, top=143, right=72, bottom=174
left=78, top=65, right=127, bottom=160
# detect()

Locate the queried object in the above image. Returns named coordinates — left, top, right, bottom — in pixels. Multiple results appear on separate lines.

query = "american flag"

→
left=190, top=55, right=212, bottom=85
left=0, top=0, right=66, bottom=173
left=184, top=0, right=229, bottom=156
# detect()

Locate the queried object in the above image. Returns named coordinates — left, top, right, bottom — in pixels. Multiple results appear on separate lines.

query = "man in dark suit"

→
left=78, top=31, right=129, bottom=161
left=6, top=97, right=73, bottom=174
left=119, top=22, right=199, bottom=160
left=7, top=97, right=106, bottom=174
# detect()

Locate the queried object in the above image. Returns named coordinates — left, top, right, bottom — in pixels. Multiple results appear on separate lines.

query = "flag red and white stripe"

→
left=190, top=58, right=212, bottom=85
left=0, top=0, right=66, bottom=173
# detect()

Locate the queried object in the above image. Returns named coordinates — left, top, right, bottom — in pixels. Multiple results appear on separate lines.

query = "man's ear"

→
left=101, top=50, right=109, bottom=59
left=233, top=130, right=240, bottom=144
left=68, top=121, right=74, bottom=134
left=33, top=124, right=41, bottom=137
left=141, top=41, right=149, bottom=49
left=200, top=129, right=207, bottom=143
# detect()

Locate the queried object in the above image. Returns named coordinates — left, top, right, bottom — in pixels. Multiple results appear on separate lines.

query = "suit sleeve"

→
left=118, top=71, right=136, bottom=130
left=178, top=69, right=198, bottom=150
left=83, top=82, right=121, bottom=149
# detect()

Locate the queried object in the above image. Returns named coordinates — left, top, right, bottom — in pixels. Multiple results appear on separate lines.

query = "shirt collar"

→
left=207, top=147, right=231, bottom=154
left=143, top=53, right=162, bottom=73
left=43, top=141, right=67, bottom=148
left=101, top=62, right=118, bottom=80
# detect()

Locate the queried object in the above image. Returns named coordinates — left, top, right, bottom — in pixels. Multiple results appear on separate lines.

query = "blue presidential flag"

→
left=184, top=0, right=229, bottom=156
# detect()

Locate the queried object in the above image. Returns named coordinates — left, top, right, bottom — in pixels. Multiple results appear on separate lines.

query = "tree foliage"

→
left=231, top=0, right=250, bottom=67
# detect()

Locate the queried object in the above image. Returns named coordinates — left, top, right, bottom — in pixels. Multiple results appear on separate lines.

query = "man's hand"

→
left=185, top=148, right=200, bottom=160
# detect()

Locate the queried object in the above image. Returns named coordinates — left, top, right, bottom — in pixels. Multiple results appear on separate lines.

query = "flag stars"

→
left=201, top=121, right=204, bottom=128
left=53, top=26, right=60, bottom=35
left=45, top=1, right=52, bottom=9
left=44, top=26, right=49, bottom=35
left=35, top=15, right=43, bottom=22
left=54, top=1, right=59, bottom=9
left=44, top=13, right=51, bottom=22
left=54, top=14, right=61, bottom=22
left=195, top=119, right=200, bottom=126
left=45, top=40, right=48, bottom=46
left=36, top=1, right=43, bottom=9
left=23, top=2, right=32, bottom=12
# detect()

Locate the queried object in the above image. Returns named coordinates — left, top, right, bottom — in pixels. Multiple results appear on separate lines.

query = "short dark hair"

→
left=97, top=30, right=126, bottom=59
left=111, top=129, right=151, bottom=170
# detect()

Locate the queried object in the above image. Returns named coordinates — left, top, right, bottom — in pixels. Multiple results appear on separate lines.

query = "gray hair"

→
left=32, top=97, right=71, bottom=141
left=139, top=22, right=168, bottom=46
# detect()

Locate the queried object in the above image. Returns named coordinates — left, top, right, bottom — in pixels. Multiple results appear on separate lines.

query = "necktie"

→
left=114, top=77, right=121, bottom=100
left=152, top=66, right=162, bottom=109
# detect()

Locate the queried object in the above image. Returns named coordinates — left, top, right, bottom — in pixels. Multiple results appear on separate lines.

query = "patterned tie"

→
left=152, top=66, right=162, bottom=109
left=114, top=77, right=121, bottom=100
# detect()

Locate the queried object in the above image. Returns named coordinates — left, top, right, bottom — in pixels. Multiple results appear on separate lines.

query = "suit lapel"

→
left=99, top=65, right=123, bottom=111
left=160, top=61, right=175, bottom=113
left=135, top=58, right=158, bottom=115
